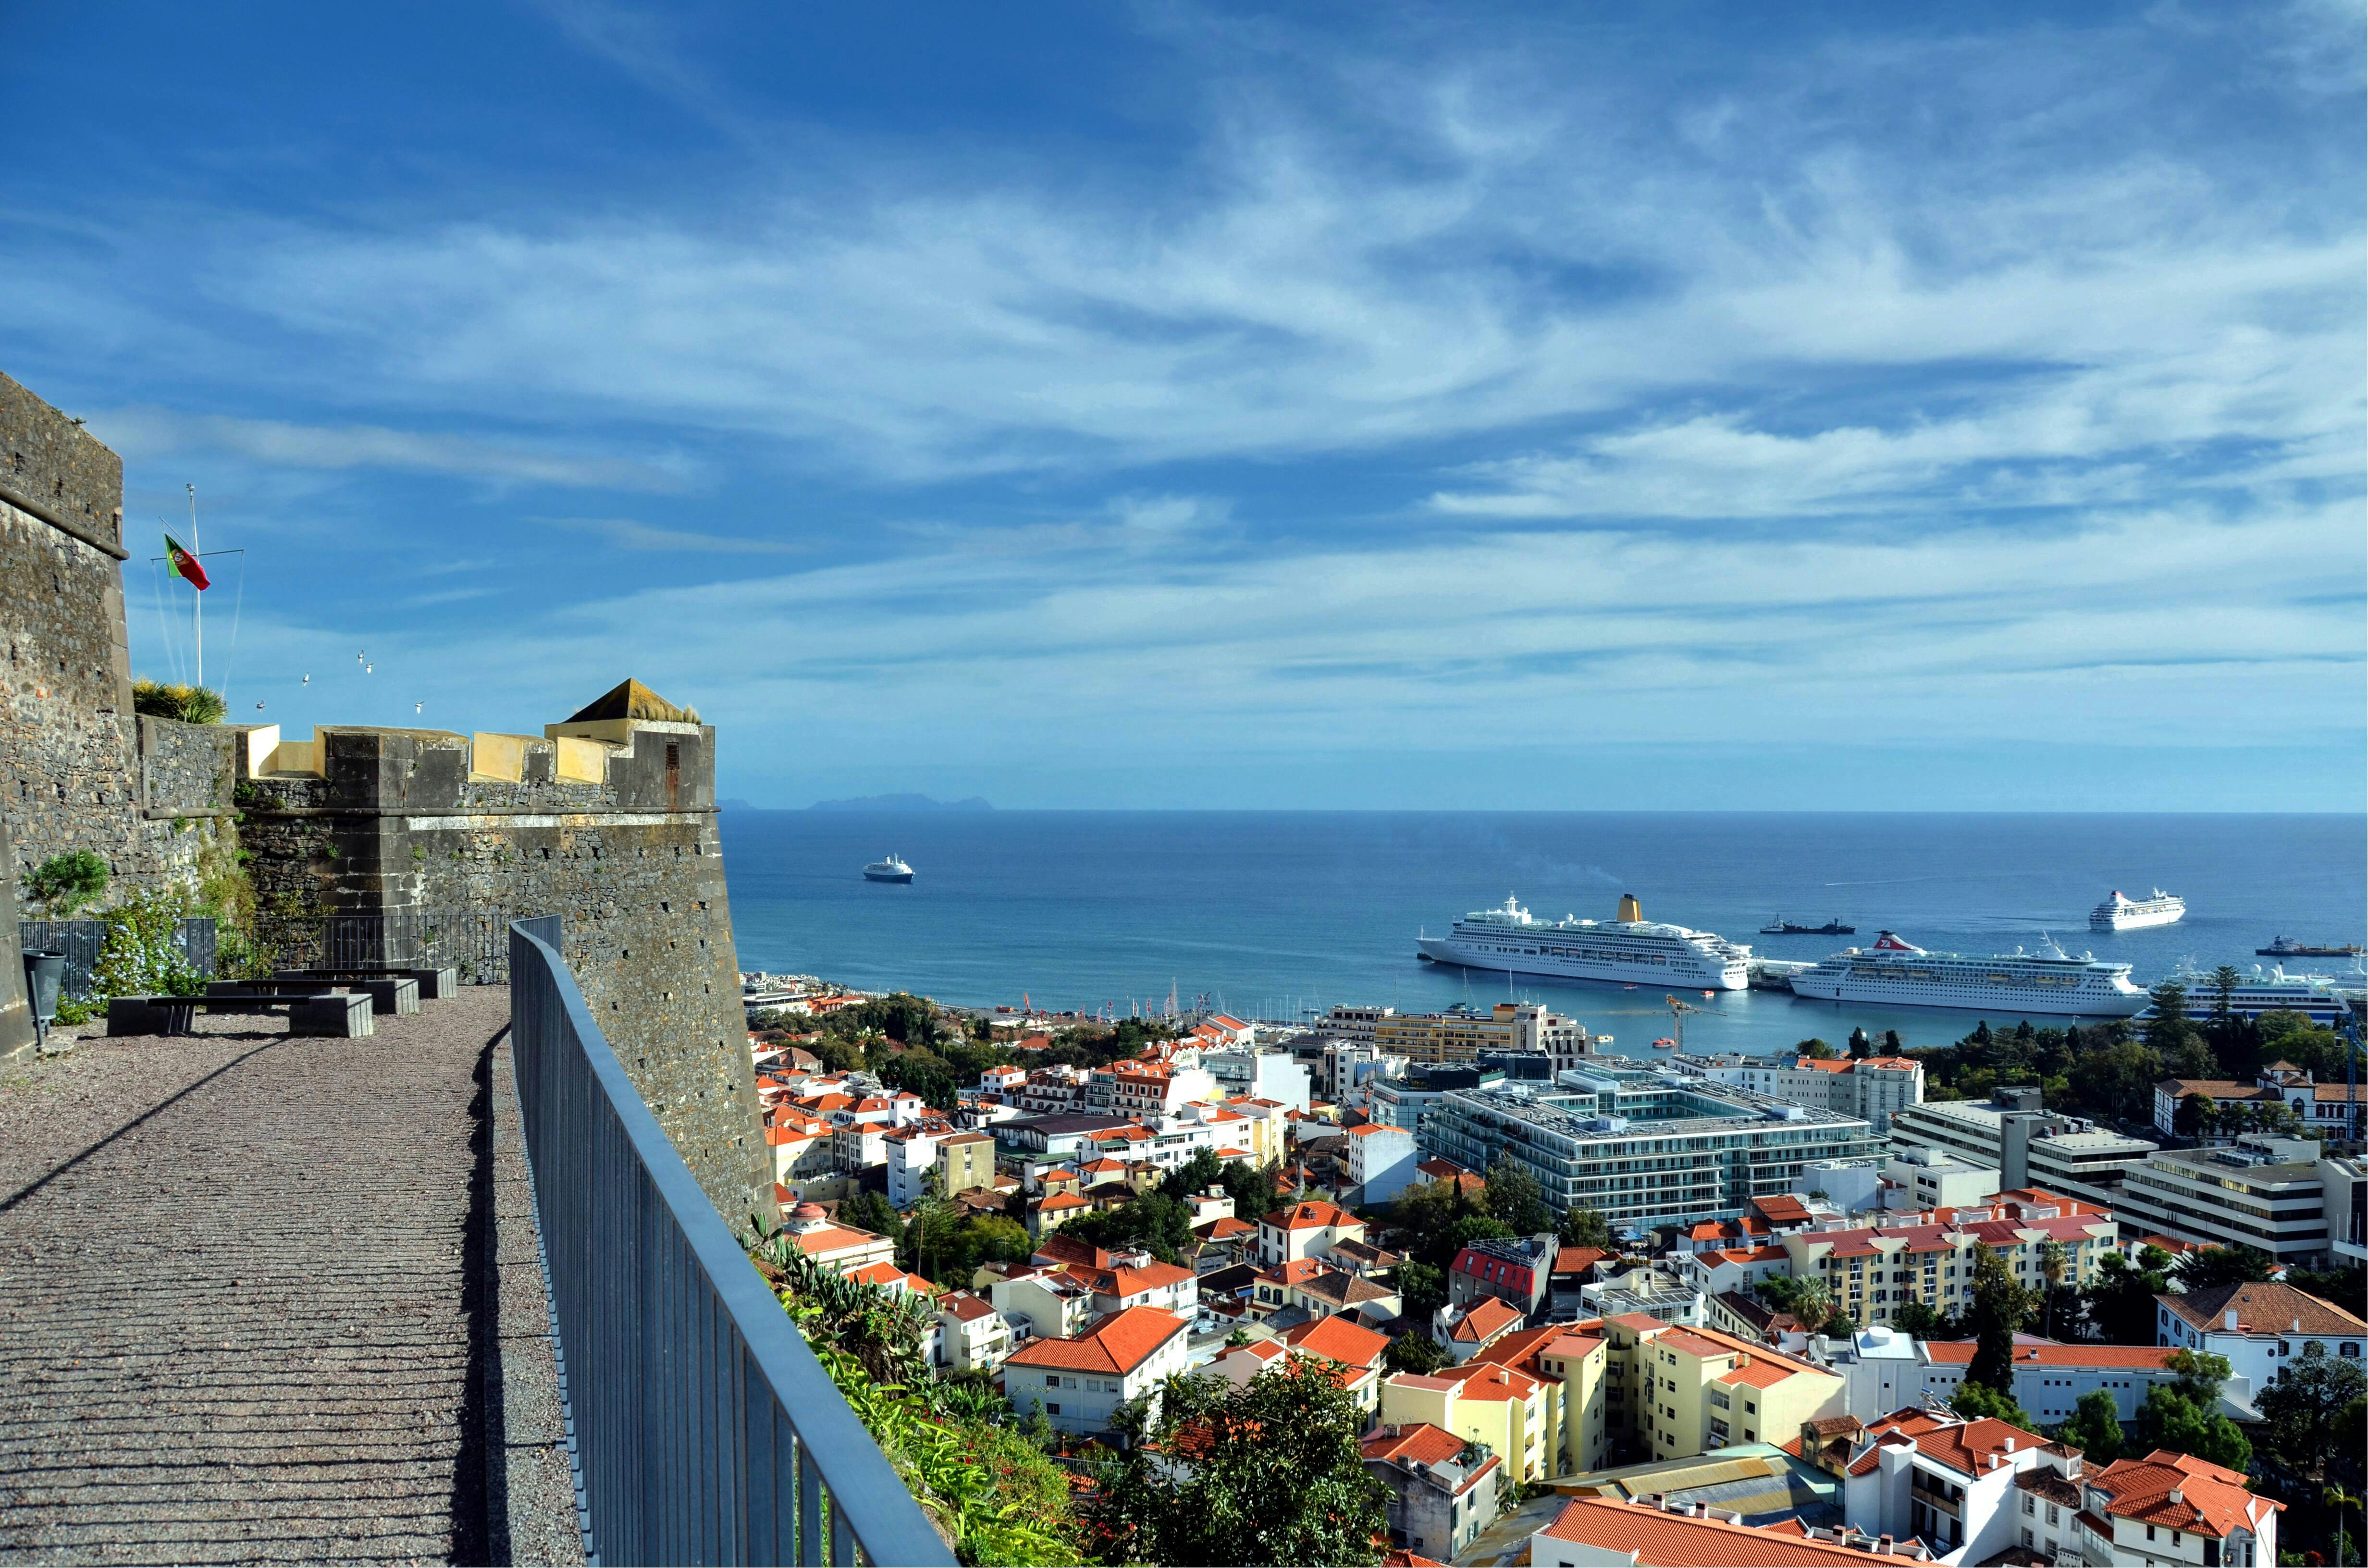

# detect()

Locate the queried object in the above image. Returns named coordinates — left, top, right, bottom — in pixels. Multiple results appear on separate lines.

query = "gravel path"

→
left=0, top=988, right=516, bottom=1564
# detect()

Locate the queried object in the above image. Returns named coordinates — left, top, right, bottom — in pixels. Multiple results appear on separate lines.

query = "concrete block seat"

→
left=110, top=990, right=376, bottom=1038
left=236, top=974, right=421, bottom=1015
left=274, top=965, right=459, bottom=1001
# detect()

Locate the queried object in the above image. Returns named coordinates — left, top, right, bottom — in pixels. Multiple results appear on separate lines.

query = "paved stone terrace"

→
left=0, top=987, right=579, bottom=1565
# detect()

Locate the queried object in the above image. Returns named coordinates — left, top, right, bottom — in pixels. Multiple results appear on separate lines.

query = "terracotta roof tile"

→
left=1002, top=1306, right=1188, bottom=1376
left=2089, top=1450, right=2282, bottom=1540
left=2160, top=1280, right=2368, bottom=1337
left=1539, top=1498, right=1899, bottom=1565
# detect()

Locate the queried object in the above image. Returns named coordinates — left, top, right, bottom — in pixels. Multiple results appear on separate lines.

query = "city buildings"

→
left=1257, top=1200, right=1365, bottom=1266
left=1809, top=1330, right=2256, bottom=1426
left=1687, top=1053, right=1925, bottom=1133
left=1001, top=1305, right=1191, bottom=1435
left=1776, top=1190, right=2117, bottom=1331
left=1360, top=1423, right=1503, bottom=1563
left=884, top=1126, right=996, bottom=1207
left=1838, top=1406, right=2050, bottom=1560
left=1421, top=1065, right=1883, bottom=1230
left=2155, top=1280, right=2368, bottom=1395
left=1887, top=1089, right=2158, bottom=1210
left=778, top=1202, right=897, bottom=1273
left=1630, top=1324, right=1844, bottom=1461
left=2115, top=1136, right=2363, bottom=1266
left=1449, top=1234, right=1558, bottom=1319
left=1532, top=1496, right=1933, bottom=1568
left=1890, top=1146, right=2001, bottom=1210
left=1200, top=1047, right=1311, bottom=1113
left=2076, top=1449, right=2283, bottom=1566
left=934, top=1291, right=1011, bottom=1374
left=1344, top=1122, right=1419, bottom=1203
left=1378, top=1361, right=1553, bottom=1483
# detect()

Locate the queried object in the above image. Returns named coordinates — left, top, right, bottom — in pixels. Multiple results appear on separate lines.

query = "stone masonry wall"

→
left=237, top=722, right=772, bottom=1226
left=0, top=371, right=194, bottom=900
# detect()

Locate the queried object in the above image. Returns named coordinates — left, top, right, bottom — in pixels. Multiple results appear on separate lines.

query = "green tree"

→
left=1484, top=1153, right=1554, bottom=1236
left=1966, top=1244, right=2037, bottom=1395
left=1557, top=1204, right=1614, bottom=1251
left=2143, top=982, right=2192, bottom=1053
left=1088, top=1355, right=1391, bottom=1567
left=839, top=1189, right=906, bottom=1250
left=131, top=679, right=226, bottom=724
left=1065, top=1192, right=1195, bottom=1264
left=2173, top=1091, right=2218, bottom=1140
left=1949, top=1381, right=2033, bottom=1430
left=23, top=850, right=109, bottom=917
left=1392, top=1260, right=1447, bottom=1323
left=2172, top=1245, right=2277, bottom=1293
left=1798, top=1038, right=1840, bottom=1060
left=1848, top=1026, right=1873, bottom=1060
left=2130, top=1349, right=2250, bottom=1472
left=2257, top=1342, right=2368, bottom=1486
left=1385, top=1331, right=1446, bottom=1375
left=2055, top=1389, right=2124, bottom=1463
left=1888, top=1300, right=1955, bottom=1339
left=2035, top=1239, right=2073, bottom=1339
left=1439, top=1214, right=1517, bottom=1266
left=2080, top=1246, right=2174, bottom=1345
left=2065, top=1034, right=2167, bottom=1125
left=2208, top=966, right=2242, bottom=1029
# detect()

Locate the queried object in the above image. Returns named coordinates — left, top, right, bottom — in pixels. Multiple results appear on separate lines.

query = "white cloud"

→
left=94, top=407, right=688, bottom=491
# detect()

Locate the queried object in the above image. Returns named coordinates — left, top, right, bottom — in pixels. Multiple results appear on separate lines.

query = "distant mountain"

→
left=717, top=798, right=759, bottom=811
left=808, top=793, right=993, bottom=812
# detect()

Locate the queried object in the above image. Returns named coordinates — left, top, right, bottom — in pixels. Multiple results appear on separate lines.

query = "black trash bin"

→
left=22, top=950, right=65, bottom=1052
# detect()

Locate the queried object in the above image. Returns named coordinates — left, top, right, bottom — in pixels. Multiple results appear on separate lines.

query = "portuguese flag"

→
left=165, top=534, right=210, bottom=590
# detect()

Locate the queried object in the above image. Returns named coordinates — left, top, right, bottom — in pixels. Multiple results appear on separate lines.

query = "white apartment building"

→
left=935, top=1291, right=1011, bottom=1374
left=1888, top=1092, right=2156, bottom=1209
left=1807, top=1329, right=2258, bottom=1427
left=1889, top=1146, right=2001, bottom=1210
left=2156, top=1280, right=2367, bottom=1397
left=988, top=1267, right=1095, bottom=1342
left=1110, top=1062, right=1215, bottom=1119
left=2072, top=1450, right=2282, bottom=1567
left=1694, top=1054, right=1925, bottom=1133
left=1200, top=1048, right=1311, bottom=1114
left=1841, top=1406, right=2046, bottom=1561
left=1002, top=1306, right=1192, bottom=1435
left=1345, top=1123, right=1420, bottom=1204
left=2115, top=1136, right=2356, bottom=1266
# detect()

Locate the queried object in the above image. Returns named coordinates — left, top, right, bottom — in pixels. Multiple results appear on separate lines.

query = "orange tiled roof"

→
left=2088, top=1450, right=2281, bottom=1540
left=1449, top=1296, right=1524, bottom=1342
left=1262, top=1200, right=1359, bottom=1231
left=1922, top=1338, right=2177, bottom=1369
left=1846, top=1409, right=2047, bottom=1479
left=1361, top=1421, right=1468, bottom=1466
left=1541, top=1498, right=1889, bottom=1565
left=2160, top=1280, right=2368, bottom=1337
left=1003, top=1306, right=1188, bottom=1376
left=1282, top=1312, right=1391, bottom=1369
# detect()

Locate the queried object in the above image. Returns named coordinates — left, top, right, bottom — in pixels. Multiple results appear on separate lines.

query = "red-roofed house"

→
left=1916, top=1336, right=2223, bottom=1428
left=1002, top=1306, right=1191, bottom=1434
left=2156, top=1279, right=2368, bottom=1398
left=1362, top=1422, right=1502, bottom=1562
left=1841, top=1406, right=2050, bottom=1559
left=2076, top=1449, right=2281, bottom=1566
left=1380, top=1360, right=1554, bottom=1482
left=935, top=1290, right=1011, bottom=1374
left=780, top=1203, right=898, bottom=1274
left=1533, top=1496, right=1932, bottom=1568
left=1432, top=1295, right=1524, bottom=1362
left=1258, top=1200, right=1366, bottom=1266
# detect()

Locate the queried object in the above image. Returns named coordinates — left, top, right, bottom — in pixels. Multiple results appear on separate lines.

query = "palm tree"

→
left=2037, top=1240, right=2070, bottom=1339
left=2325, top=1482, right=2362, bottom=1566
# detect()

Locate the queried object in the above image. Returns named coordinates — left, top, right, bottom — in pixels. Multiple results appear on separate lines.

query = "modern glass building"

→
left=1419, top=1063, right=1883, bottom=1230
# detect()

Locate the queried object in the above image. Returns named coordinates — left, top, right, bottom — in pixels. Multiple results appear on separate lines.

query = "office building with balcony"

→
left=1419, top=1065, right=1883, bottom=1232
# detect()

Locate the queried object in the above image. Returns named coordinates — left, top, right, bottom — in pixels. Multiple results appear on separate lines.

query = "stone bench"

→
left=274, top=966, right=458, bottom=1001
left=235, top=975, right=421, bottom=1016
left=109, top=991, right=376, bottom=1039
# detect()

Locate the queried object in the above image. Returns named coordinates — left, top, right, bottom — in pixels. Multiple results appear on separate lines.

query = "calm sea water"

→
left=718, top=812, right=2365, bottom=1062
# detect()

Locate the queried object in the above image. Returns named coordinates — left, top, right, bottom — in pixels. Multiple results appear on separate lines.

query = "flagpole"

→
left=187, top=484, right=202, bottom=688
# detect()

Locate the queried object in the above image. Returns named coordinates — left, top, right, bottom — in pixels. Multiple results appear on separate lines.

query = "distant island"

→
left=808, top=793, right=993, bottom=812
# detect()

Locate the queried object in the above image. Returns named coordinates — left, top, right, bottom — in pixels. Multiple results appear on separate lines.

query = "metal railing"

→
left=506, top=918, right=952, bottom=1567
left=18, top=918, right=215, bottom=1000
left=268, top=909, right=518, bottom=981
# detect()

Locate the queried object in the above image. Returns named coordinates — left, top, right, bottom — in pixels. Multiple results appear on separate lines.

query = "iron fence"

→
left=506, top=917, right=952, bottom=1568
left=17, top=918, right=216, bottom=1001
left=267, top=909, right=518, bottom=982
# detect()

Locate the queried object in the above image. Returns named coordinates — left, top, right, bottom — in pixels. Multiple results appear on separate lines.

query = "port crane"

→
left=1663, top=994, right=1700, bottom=1054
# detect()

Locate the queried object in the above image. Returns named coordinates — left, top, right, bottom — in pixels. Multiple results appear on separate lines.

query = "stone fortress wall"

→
left=0, top=369, right=770, bottom=1224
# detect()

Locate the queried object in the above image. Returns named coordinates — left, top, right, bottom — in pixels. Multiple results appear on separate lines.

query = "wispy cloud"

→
left=95, top=407, right=689, bottom=491
left=545, top=516, right=805, bottom=553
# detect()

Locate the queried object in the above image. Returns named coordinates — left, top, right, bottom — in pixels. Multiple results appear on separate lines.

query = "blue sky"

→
left=4, top=1, right=2361, bottom=809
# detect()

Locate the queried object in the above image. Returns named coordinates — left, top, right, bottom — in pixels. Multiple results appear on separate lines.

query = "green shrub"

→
left=131, top=680, right=226, bottom=724
left=24, top=850, right=109, bottom=916
left=90, top=888, right=205, bottom=999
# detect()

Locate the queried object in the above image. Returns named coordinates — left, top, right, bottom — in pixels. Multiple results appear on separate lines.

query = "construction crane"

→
left=1664, top=994, right=1700, bottom=1054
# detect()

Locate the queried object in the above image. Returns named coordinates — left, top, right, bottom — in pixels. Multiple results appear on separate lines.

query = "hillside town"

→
left=743, top=981, right=2368, bottom=1566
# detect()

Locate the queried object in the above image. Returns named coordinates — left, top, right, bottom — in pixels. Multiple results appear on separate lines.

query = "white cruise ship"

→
left=2090, top=889, right=2184, bottom=931
left=2152, top=966, right=2364, bottom=1028
left=1417, top=894, right=1751, bottom=990
left=1789, top=932, right=2148, bottom=1016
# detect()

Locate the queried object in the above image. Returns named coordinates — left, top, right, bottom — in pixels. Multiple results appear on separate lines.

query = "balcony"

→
left=0, top=918, right=948, bottom=1565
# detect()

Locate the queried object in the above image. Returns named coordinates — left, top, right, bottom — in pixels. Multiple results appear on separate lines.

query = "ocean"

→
left=718, top=811, right=2365, bottom=1062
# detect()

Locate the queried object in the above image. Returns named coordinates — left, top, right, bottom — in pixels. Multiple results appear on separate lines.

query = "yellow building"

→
left=1461, top=1323, right=1613, bottom=1477
left=1370, top=1009, right=1517, bottom=1065
left=1777, top=1192, right=2115, bottom=1330
left=1628, top=1323, right=1845, bottom=1460
left=1379, top=1359, right=1553, bottom=1483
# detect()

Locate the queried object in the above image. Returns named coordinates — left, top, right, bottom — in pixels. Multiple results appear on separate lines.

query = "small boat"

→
left=1761, top=916, right=1857, bottom=935
left=1623, top=983, right=1636, bottom=990
left=2257, top=936, right=2365, bottom=958
left=1650, top=1037, right=1677, bottom=1050
left=863, top=853, right=915, bottom=883
left=1700, top=991, right=1714, bottom=999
